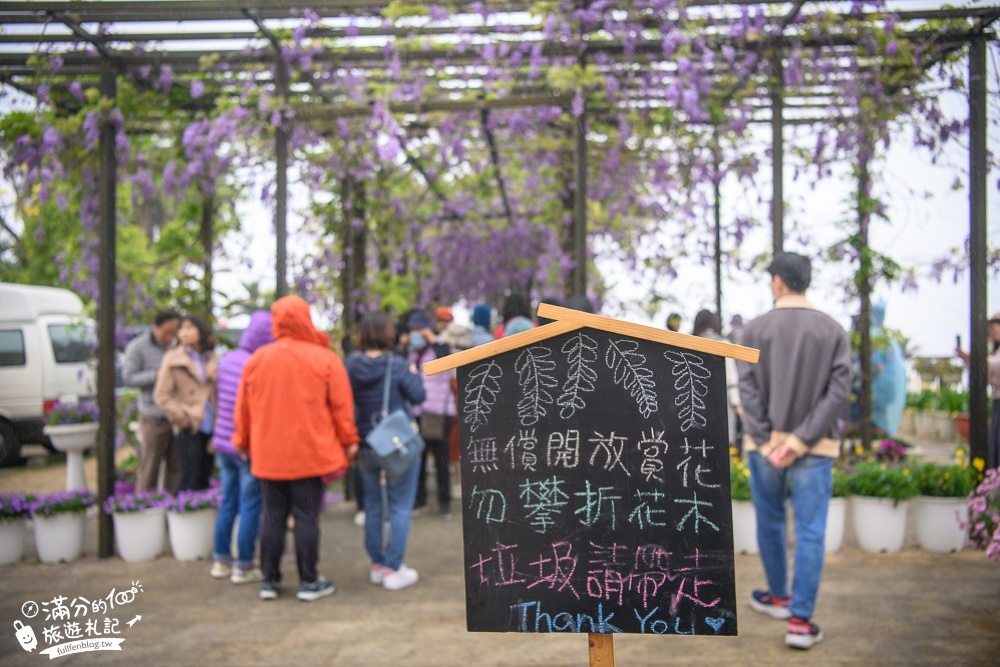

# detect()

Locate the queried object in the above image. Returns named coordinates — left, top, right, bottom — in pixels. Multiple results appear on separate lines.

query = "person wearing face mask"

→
left=406, top=311, right=456, bottom=518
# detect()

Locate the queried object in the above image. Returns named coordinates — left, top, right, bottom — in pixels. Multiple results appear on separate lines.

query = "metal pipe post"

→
left=969, top=34, right=989, bottom=464
left=97, top=63, right=117, bottom=558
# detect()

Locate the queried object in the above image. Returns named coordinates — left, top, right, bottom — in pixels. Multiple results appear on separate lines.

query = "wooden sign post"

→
left=424, top=305, right=759, bottom=665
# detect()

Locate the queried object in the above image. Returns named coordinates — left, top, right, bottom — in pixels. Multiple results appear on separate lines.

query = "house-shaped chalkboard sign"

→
left=424, top=304, right=760, bottom=637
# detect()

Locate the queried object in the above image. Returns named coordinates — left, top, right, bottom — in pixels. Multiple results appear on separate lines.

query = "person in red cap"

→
left=434, top=305, right=471, bottom=351
left=233, top=295, right=360, bottom=602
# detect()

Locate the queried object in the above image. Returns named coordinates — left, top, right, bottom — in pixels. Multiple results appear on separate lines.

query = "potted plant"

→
left=825, top=467, right=850, bottom=554
left=910, top=390, right=937, bottom=440
left=729, top=453, right=756, bottom=555
left=42, top=399, right=100, bottom=491
left=932, top=387, right=967, bottom=442
left=963, top=466, right=1000, bottom=562
left=845, top=461, right=919, bottom=553
left=900, top=392, right=921, bottom=436
left=942, top=389, right=971, bottom=442
left=29, top=490, right=97, bottom=563
left=914, top=356, right=965, bottom=387
left=913, top=462, right=976, bottom=553
left=114, top=452, right=140, bottom=497
left=874, top=439, right=908, bottom=463
left=0, top=492, right=33, bottom=565
left=102, top=491, right=171, bottom=562
left=167, top=487, right=221, bottom=561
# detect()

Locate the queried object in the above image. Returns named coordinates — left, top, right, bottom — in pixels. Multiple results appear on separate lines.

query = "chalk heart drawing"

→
left=705, top=617, right=726, bottom=633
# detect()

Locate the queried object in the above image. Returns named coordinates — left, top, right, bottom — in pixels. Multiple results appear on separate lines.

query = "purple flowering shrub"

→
left=171, top=488, right=221, bottom=513
left=46, top=400, right=99, bottom=426
left=0, top=493, right=36, bottom=521
left=965, top=467, right=1000, bottom=562
left=874, top=439, right=908, bottom=463
left=30, top=490, right=97, bottom=517
left=102, top=490, right=172, bottom=515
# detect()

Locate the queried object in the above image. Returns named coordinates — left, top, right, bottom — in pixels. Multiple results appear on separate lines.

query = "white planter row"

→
left=899, top=409, right=957, bottom=442
left=731, top=495, right=968, bottom=556
left=0, top=509, right=218, bottom=565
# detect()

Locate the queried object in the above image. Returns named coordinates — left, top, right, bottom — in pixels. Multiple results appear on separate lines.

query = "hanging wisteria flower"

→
left=102, top=490, right=172, bottom=515
left=46, top=400, right=99, bottom=426
left=0, top=493, right=35, bottom=521
left=171, top=487, right=222, bottom=513
left=30, top=490, right=97, bottom=518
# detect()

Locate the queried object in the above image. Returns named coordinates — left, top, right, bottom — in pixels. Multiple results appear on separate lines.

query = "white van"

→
left=0, top=282, right=96, bottom=465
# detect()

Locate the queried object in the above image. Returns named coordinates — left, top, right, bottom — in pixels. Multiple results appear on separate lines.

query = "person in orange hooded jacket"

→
left=233, top=295, right=359, bottom=602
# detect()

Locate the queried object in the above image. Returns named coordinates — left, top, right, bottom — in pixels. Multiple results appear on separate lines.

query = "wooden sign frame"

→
left=424, top=304, right=758, bottom=377
left=424, top=304, right=759, bottom=666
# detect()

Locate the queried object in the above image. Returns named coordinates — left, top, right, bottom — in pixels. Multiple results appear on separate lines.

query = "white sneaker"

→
left=353, top=511, right=365, bottom=527
left=210, top=561, right=232, bottom=579
left=382, top=564, right=419, bottom=591
left=231, top=567, right=263, bottom=584
left=369, top=564, right=385, bottom=585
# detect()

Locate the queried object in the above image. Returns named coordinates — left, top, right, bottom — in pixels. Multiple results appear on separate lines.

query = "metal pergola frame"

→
left=1, top=1, right=997, bottom=557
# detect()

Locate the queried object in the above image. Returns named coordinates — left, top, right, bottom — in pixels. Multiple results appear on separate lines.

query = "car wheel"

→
left=0, top=421, right=22, bottom=467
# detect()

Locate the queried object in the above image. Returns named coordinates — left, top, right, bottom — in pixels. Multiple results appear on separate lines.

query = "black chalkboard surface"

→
left=453, top=323, right=739, bottom=636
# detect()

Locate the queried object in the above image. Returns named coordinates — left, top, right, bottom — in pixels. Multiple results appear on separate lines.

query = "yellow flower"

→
left=742, top=469, right=750, bottom=478
left=943, top=472, right=950, bottom=480
left=974, top=457, right=986, bottom=472
left=902, top=468, right=910, bottom=476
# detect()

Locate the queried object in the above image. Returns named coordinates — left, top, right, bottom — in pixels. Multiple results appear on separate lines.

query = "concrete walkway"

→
left=1, top=494, right=998, bottom=667
left=2, top=437, right=998, bottom=666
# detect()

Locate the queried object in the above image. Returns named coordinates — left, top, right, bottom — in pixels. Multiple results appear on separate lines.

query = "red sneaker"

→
left=749, top=590, right=791, bottom=620
left=786, top=616, right=824, bottom=649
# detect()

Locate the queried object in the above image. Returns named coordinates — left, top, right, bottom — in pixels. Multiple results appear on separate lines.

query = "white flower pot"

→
left=898, top=408, right=916, bottom=436
left=167, top=510, right=217, bottom=561
left=112, top=508, right=166, bottom=562
left=913, top=412, right=936, bottom=439
left=913, top=496, right=968, bottom=553
left=33, top=512, right=86, bottom=564
left=852, top=496, right=909, bottom=553
left=825, top=497, right=847, bottom=554
left=933, top=412, right=956, bottom=442
left=0, top=519, right=26, bottom=565
left=731, top=500, right=758, bottom=555
left=43, top=422, right=99, bottom=491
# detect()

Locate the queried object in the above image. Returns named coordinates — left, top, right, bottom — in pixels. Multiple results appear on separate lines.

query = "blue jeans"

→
left=358, top=446, right=420, bottom=571
left=747, top=451, right=833, bottom=621
left=213, top=452, right=262, bottom=569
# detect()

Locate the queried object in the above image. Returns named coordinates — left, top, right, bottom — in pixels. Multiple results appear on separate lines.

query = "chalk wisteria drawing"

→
left=664, top=350, right=711, bottom=432
left=464, top=360, right=503, bottom=433
left=515, top=346, right=558, bottom=426
left=557, top=332, right=599, bottom=419
left=605, top=339, right=659, bottom=418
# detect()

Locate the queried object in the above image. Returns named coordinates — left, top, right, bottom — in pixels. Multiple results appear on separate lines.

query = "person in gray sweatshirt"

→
left=737, top=252, right=851, bottom=651
left=122, top=310, right=180, bottom=492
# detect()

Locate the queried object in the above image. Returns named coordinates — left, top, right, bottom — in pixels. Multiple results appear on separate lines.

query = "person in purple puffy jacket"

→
left=209, top=311, right=275, bottom=584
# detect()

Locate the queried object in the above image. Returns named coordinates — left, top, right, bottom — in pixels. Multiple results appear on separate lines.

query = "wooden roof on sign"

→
left=422, top=303, right=759, bottom=376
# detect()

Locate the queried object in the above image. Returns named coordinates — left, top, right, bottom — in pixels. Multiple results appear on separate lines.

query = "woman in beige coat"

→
left=154, top=315, right=218, bottom=492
